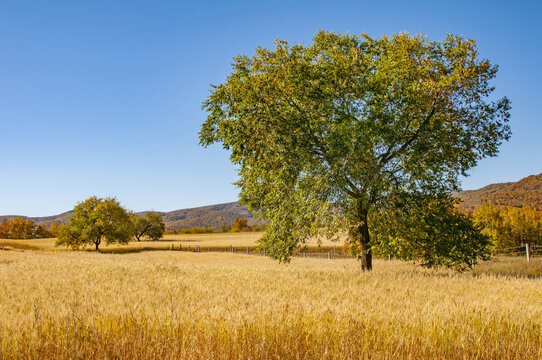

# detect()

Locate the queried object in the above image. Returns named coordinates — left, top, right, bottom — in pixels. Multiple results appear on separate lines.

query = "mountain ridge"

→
left=3, top=173, right=541, bottom=229
left=456, top=173, right=542, bottom=210
left=0, top=201, right=257, bottom=231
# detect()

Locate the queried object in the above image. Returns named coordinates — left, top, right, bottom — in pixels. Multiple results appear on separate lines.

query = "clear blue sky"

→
left=1, top=0, right=540, bottom=216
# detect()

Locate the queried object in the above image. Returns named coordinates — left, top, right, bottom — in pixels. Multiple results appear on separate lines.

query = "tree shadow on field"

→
left=0, top=241, right=42, bottom=251
left=85, top=247, right=173, bottom=254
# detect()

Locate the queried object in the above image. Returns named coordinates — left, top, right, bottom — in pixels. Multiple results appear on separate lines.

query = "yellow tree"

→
left=501, top=207, right=542, bottom=247
left=48, top=221, right=60, bottom=237
left=472, top=203, right=504, bottom=249
left=9, top=218, right=27, bottom=239
left=0, top=218, right=9, bottom=238
left=23, top=219, right=36, bottom=239
left=230, top=218, right=249, bottom=232
left=474, top=204, right=542, bottom=251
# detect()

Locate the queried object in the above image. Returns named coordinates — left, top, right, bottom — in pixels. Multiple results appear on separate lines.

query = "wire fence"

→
left=492, top=244, right=540, bottom=261
left=164, top=243, right=350, bottom=259
left=119, top=242, right=541, bottom=261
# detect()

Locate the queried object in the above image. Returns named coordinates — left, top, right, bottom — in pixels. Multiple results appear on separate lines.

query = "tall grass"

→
left=7, top=232, right=344, bottom=252
left=472, top=256, right=542, bottom=278
left=1, top=250, right=541, bottom=359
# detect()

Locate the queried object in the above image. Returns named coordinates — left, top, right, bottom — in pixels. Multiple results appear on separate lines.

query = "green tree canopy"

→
left=132, top=211, right=165, bottom=241
left=57, top=196, right=133, bottom=251
left=200, top=31, right=511, bottom=270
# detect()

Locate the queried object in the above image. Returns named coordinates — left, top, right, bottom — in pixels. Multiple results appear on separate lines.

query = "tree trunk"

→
left=95, top=238, right=100, bottom=252
left=358, top=209, right=372, bottom=271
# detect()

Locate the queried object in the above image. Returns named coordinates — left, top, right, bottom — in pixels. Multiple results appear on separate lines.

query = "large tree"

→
left=200, top=31, right=511, bottom=270
left=57, top=196, right=133, bottom=251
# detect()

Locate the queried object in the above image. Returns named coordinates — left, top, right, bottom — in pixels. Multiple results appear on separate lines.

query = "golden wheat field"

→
left=0, top=232, right=344, bottom=253
left=0, top=246, right=541, bottom=359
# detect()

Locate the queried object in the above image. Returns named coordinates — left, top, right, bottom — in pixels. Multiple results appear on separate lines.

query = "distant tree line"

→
left=162, top=218, right=263, bottom=235
left=221, top=218, right=262, bottom=232
left=0, top=218, right=59, bottom=239
left=6, top=196, right=540, bottom=257
left=471, top=203, right=542, bottom=251
left=175, top=227, right=215, bottom=234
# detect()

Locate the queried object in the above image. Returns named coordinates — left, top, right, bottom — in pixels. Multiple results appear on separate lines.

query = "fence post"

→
left=246, top=247, right=249, bottom=254
left=526, top=243, right=530, bottom=261
left=197, top=245, right=200, bottom=252
left=333, top=245, right=336, bottom=253
left=328, top=252, right=331, bottom=260
left=230, top=245, right=233, bottom=253
left=171, top=244, right=174, bottom=250
left=263, top=249, right=266, bottom=256
left=188, top=245, right=191, bottom=252
left=303, top=252, right=306, bottom=258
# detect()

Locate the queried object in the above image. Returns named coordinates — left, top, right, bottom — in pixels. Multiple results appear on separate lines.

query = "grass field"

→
left=0, top=232, right=345, bottom=253
left=1, top=247, right=541, bottom=359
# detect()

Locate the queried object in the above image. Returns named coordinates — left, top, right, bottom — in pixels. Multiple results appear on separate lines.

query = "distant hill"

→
left=457, top=173, right=542, bottom=211
left=4, top=175, right=541, bottom=228
left=140, top=202, right=258, bottom=231
left=0, top=201, right=257, bottom=231
left=0, top=211, right=73, bottom=227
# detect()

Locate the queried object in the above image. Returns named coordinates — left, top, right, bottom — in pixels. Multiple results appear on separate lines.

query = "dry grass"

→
left=6, top=232, right=345, bottom=253
left=161, top=231, right=266, bottom=245
left=0, top=249, right=541, bottom=359
left=473, top=256, right=542, bottom=278
left=0, top=238, right=58, bottom=250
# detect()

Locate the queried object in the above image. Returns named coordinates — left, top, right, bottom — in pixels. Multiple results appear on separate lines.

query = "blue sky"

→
left=1, top=0, right=540, bottom=216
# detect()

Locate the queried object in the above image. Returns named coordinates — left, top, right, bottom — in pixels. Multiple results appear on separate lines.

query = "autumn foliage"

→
left=472, top=203, right=542, bottom=251
left=0, top=218, right=59, bottom=239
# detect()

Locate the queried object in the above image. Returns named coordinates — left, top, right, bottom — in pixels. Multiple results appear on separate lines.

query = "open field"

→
left=1, top=249, right=541, bottom=359
left=0, top=232, right=345, bottom=253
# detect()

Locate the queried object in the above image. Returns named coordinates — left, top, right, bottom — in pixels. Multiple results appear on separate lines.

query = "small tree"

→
left=23, top=219, right=36, bottom=239
left=230, top=217, right=249, bottom=232
left=35, top=224, right=52, bottom=238
left=48, top=221, right=60, bottom=237
left=57, top=196, right=133, bottom=251
left=0, top=218, right=10, bottom=238
left=9, top=218, right=28, bottom=239
left=132, top=212, right=165, bottom=241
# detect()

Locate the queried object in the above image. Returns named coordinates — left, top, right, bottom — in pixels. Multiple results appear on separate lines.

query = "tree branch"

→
left=378, top=96, right=439, bottom=166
